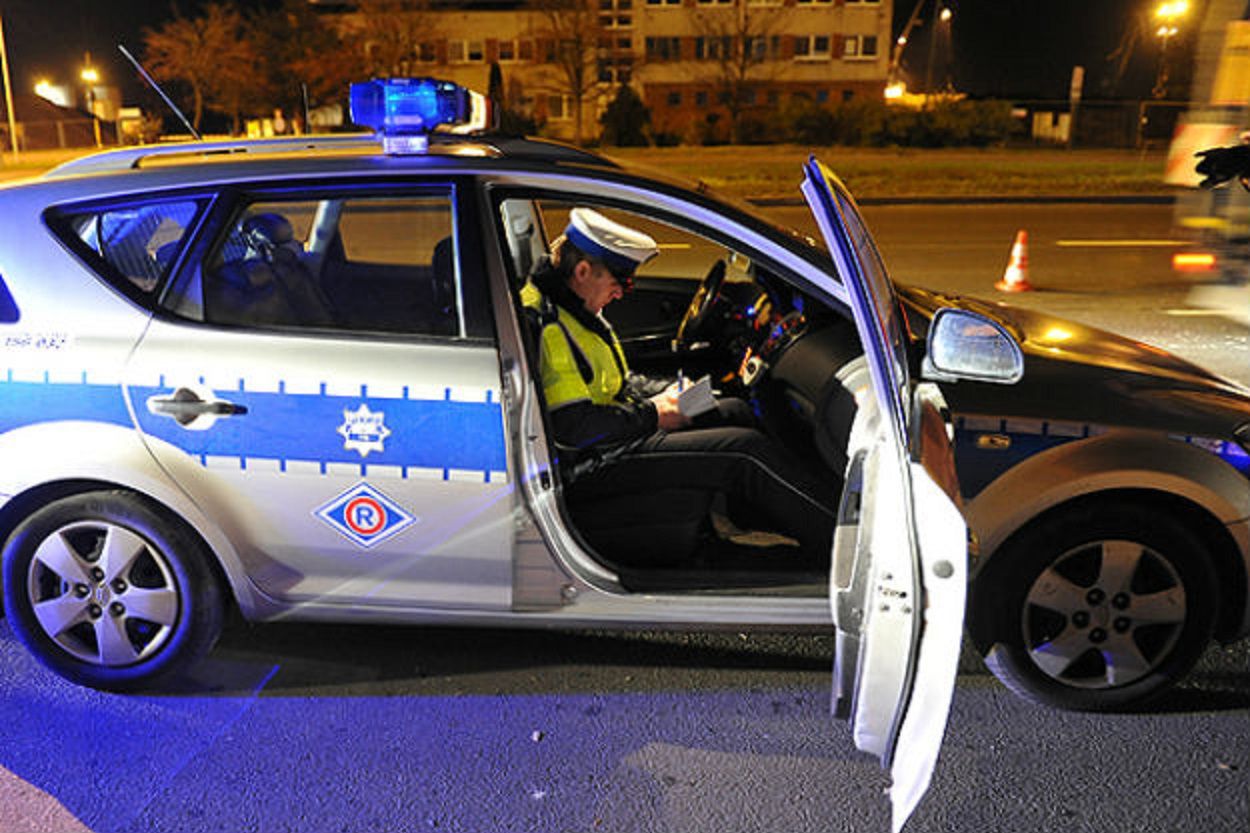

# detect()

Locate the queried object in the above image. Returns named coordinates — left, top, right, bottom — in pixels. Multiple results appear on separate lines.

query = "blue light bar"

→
left=349, top=78, right=474, bottom=154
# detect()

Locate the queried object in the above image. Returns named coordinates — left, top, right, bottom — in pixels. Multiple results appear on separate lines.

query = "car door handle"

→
left=147, top=388, right=248, bottom=426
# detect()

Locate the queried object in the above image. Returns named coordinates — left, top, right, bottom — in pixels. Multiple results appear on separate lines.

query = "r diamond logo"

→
left=315, top=482, right=417, bottom=548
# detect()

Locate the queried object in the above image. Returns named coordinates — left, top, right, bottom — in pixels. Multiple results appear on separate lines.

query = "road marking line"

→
left=1056, top=239, right=1189, bottom=248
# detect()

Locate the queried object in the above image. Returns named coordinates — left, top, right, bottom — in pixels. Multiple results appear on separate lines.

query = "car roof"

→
left=42, top=131, right=619, bottom=180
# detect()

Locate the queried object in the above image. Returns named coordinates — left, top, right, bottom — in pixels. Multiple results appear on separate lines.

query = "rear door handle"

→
left=147, top=388, right=247, bottom=427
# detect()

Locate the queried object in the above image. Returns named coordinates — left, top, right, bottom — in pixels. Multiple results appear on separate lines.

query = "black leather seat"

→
left=208, top=213, right=336, bottom=328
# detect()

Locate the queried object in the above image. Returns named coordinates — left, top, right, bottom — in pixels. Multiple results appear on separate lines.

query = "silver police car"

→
left=0, top=79, right=1024, bottom=831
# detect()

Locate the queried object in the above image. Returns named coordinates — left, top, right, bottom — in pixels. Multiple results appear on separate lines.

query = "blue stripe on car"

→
left=130, top=385, right=506, bottom=475
left=0, top=376, right=506, bottom=477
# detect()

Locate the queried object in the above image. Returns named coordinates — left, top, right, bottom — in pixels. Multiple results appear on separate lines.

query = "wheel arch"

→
left=0, top=478, right=244, bottom=621
left=971, top=487, right=1247, bottom=644
left=0, top=421, right=279, bottom=621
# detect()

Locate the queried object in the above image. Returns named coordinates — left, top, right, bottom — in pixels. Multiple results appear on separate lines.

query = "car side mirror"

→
left=922, top=307, right=1024, bottom=384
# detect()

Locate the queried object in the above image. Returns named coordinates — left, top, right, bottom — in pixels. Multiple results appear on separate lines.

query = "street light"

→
left=1152, top=0, right=1189, bottom=99
left=80, top=62, right=101, bottom=147
left=925, top=3, right=953, bottom=95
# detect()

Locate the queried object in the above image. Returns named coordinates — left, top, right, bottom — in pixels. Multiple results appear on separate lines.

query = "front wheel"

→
left=2, top=491, right=223, bottom=692
left=969, top=501, right=1217, bottom=711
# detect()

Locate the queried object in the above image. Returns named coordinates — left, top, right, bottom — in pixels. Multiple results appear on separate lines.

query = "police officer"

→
left=522, top=208, right=837, bottom=564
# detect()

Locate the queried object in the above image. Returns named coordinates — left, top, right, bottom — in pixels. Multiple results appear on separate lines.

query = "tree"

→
left=530, top=0, right=609, bottom=145
left=247, top=0, right=363, bottom=128
left=600, top=84, right=650, bottom=146
left=688, top=1, right=790, bottom=144
left=143, top=3, right=258, bottom=133
left=345, top=0, right=442, bottom=78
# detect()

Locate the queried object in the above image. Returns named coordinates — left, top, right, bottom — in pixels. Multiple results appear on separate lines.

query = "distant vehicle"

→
left=0, top=78, right=1025, bottom=831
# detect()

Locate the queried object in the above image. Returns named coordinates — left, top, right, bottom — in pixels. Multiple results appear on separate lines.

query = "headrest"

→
left=242, top=213, right=298, bottom=260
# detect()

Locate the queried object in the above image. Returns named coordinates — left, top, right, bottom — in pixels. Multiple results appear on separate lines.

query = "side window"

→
left=527, top=200, right=756, bottom=286
left=183, top=191, right=460, bottom=337
left=56, top=199, right=202, bottom=300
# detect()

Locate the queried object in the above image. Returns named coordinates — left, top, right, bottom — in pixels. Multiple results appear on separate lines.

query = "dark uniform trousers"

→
left=570, top=397, right=840, bottom=563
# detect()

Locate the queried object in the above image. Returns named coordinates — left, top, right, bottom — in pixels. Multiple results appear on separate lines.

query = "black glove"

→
left=1195, top=144, right=1250, bottom=188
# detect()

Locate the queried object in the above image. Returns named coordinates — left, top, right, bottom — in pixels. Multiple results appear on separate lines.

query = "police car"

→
left=0, top=77, right=1028, bottom=830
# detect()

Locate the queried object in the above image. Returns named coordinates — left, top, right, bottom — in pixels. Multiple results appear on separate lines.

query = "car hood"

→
left=898, top=284, right=1250, bottom=437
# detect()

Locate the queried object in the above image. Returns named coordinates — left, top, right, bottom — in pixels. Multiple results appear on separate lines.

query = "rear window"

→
left=52, top=199, right=204, bottom=303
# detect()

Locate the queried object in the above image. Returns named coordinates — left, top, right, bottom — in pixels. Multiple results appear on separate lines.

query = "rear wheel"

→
left=969, top=501, right=1217, bottom=711
left=1, top=490, right=223, bottom=691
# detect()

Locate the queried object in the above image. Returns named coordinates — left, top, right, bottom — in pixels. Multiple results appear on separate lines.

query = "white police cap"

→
left=564, top=207, right=659, bottom=276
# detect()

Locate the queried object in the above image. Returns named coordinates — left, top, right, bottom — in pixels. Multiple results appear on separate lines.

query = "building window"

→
left=766, top=89, right=779, bottom=105
left=796, top=0, right=834, bottom=4
left=744, top=35, right=782, bottom=59
left=815, top=89, right=828, bottom=103
left=598, top=59, right=632, bottom=84
left=417, top=42, right=436, bottom=63
left=448, top=40, right=484, bottom=63
left=843, top=35, right=878, bottom=60
left=547, top=95, right=571, bottom=120
left=741, top=88, right=756, bottom=105
left=600, top=0, right=633, bottom=27
left=794, top=35, right=831, bottom=60
left=666, top=91, right=681, bottom=106
left=842, top=89, right=855, bottom=102
left=645, top=37, right=680, bottom=61
left=696, top=36, right=732, bottom=60
left=695, top=90, right=708, bottom=107
left=498, top=39, right=516, bottom=62
left=646, top=0, right=681, bottom=4
left=519, top=39, right=534, bottom=61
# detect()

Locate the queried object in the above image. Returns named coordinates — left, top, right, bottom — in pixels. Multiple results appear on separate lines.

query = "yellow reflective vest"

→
left=521, top=282, right=631, bottom=410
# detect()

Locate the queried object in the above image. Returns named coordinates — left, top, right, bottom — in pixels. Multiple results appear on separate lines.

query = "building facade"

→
left=325, top=0, right=891, bottom=142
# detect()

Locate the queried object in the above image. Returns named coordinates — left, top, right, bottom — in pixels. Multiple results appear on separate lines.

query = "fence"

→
left=1012, top=100, right=1188, bottom=149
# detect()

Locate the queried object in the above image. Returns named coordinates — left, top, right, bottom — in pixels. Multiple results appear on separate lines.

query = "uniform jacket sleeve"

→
left=550, top=398, right=658, bottom=450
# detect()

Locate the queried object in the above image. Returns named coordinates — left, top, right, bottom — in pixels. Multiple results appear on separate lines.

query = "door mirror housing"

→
left=922, top=308, right=1024, bottom=385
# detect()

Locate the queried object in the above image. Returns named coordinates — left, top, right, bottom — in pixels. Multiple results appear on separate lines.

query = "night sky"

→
left=0, top=0, right=1177, bottom=105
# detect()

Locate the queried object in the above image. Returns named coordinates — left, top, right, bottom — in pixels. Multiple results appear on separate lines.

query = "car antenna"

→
left=117, top=43, right=202, bottom=141
left=301, top=82, right=311, bottom=134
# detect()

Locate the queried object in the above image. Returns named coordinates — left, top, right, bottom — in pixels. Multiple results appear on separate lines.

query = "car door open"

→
left=803, top=157, right=977, bottom=832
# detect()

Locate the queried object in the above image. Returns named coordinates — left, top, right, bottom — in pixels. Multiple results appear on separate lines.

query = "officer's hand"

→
left=1195, top=144, right=1250, bottom=188
left=651, top=390, right=691, bottom=431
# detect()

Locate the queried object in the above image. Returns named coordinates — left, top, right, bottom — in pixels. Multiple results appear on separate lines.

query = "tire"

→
left=1, top=490, right=223, bottom=692
left=969, top=500, right=1217, bottom=711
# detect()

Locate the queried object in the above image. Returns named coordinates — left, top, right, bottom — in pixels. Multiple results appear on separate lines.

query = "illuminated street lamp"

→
left=80, top=61, right=101, bottom=147
left=925, top=3, right=953, bottom=94
left=1152, top=0, right=1189, bottom=99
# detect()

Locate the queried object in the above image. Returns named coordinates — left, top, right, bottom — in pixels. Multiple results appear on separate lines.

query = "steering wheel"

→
left=675, top=259, right=726, bottom=349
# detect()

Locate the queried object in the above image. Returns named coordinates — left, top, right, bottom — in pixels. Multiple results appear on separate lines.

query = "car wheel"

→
left=969, top=501, right=1217, bottom=711
left=1, top=490, right=223, bottom=691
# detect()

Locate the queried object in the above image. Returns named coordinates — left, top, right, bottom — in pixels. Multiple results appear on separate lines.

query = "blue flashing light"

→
left=349, top=78, right=474, bottom=154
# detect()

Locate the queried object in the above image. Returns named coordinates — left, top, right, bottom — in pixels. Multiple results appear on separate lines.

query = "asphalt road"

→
left=2, top=202, right=1249, bottom=833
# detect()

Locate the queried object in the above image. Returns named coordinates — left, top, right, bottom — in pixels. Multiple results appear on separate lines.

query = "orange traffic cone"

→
left=996, top=229, right=1032, bottom=292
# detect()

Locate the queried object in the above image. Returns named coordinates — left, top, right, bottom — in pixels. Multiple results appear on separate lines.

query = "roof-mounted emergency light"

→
left=349, top=78, right=490, bottom=155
